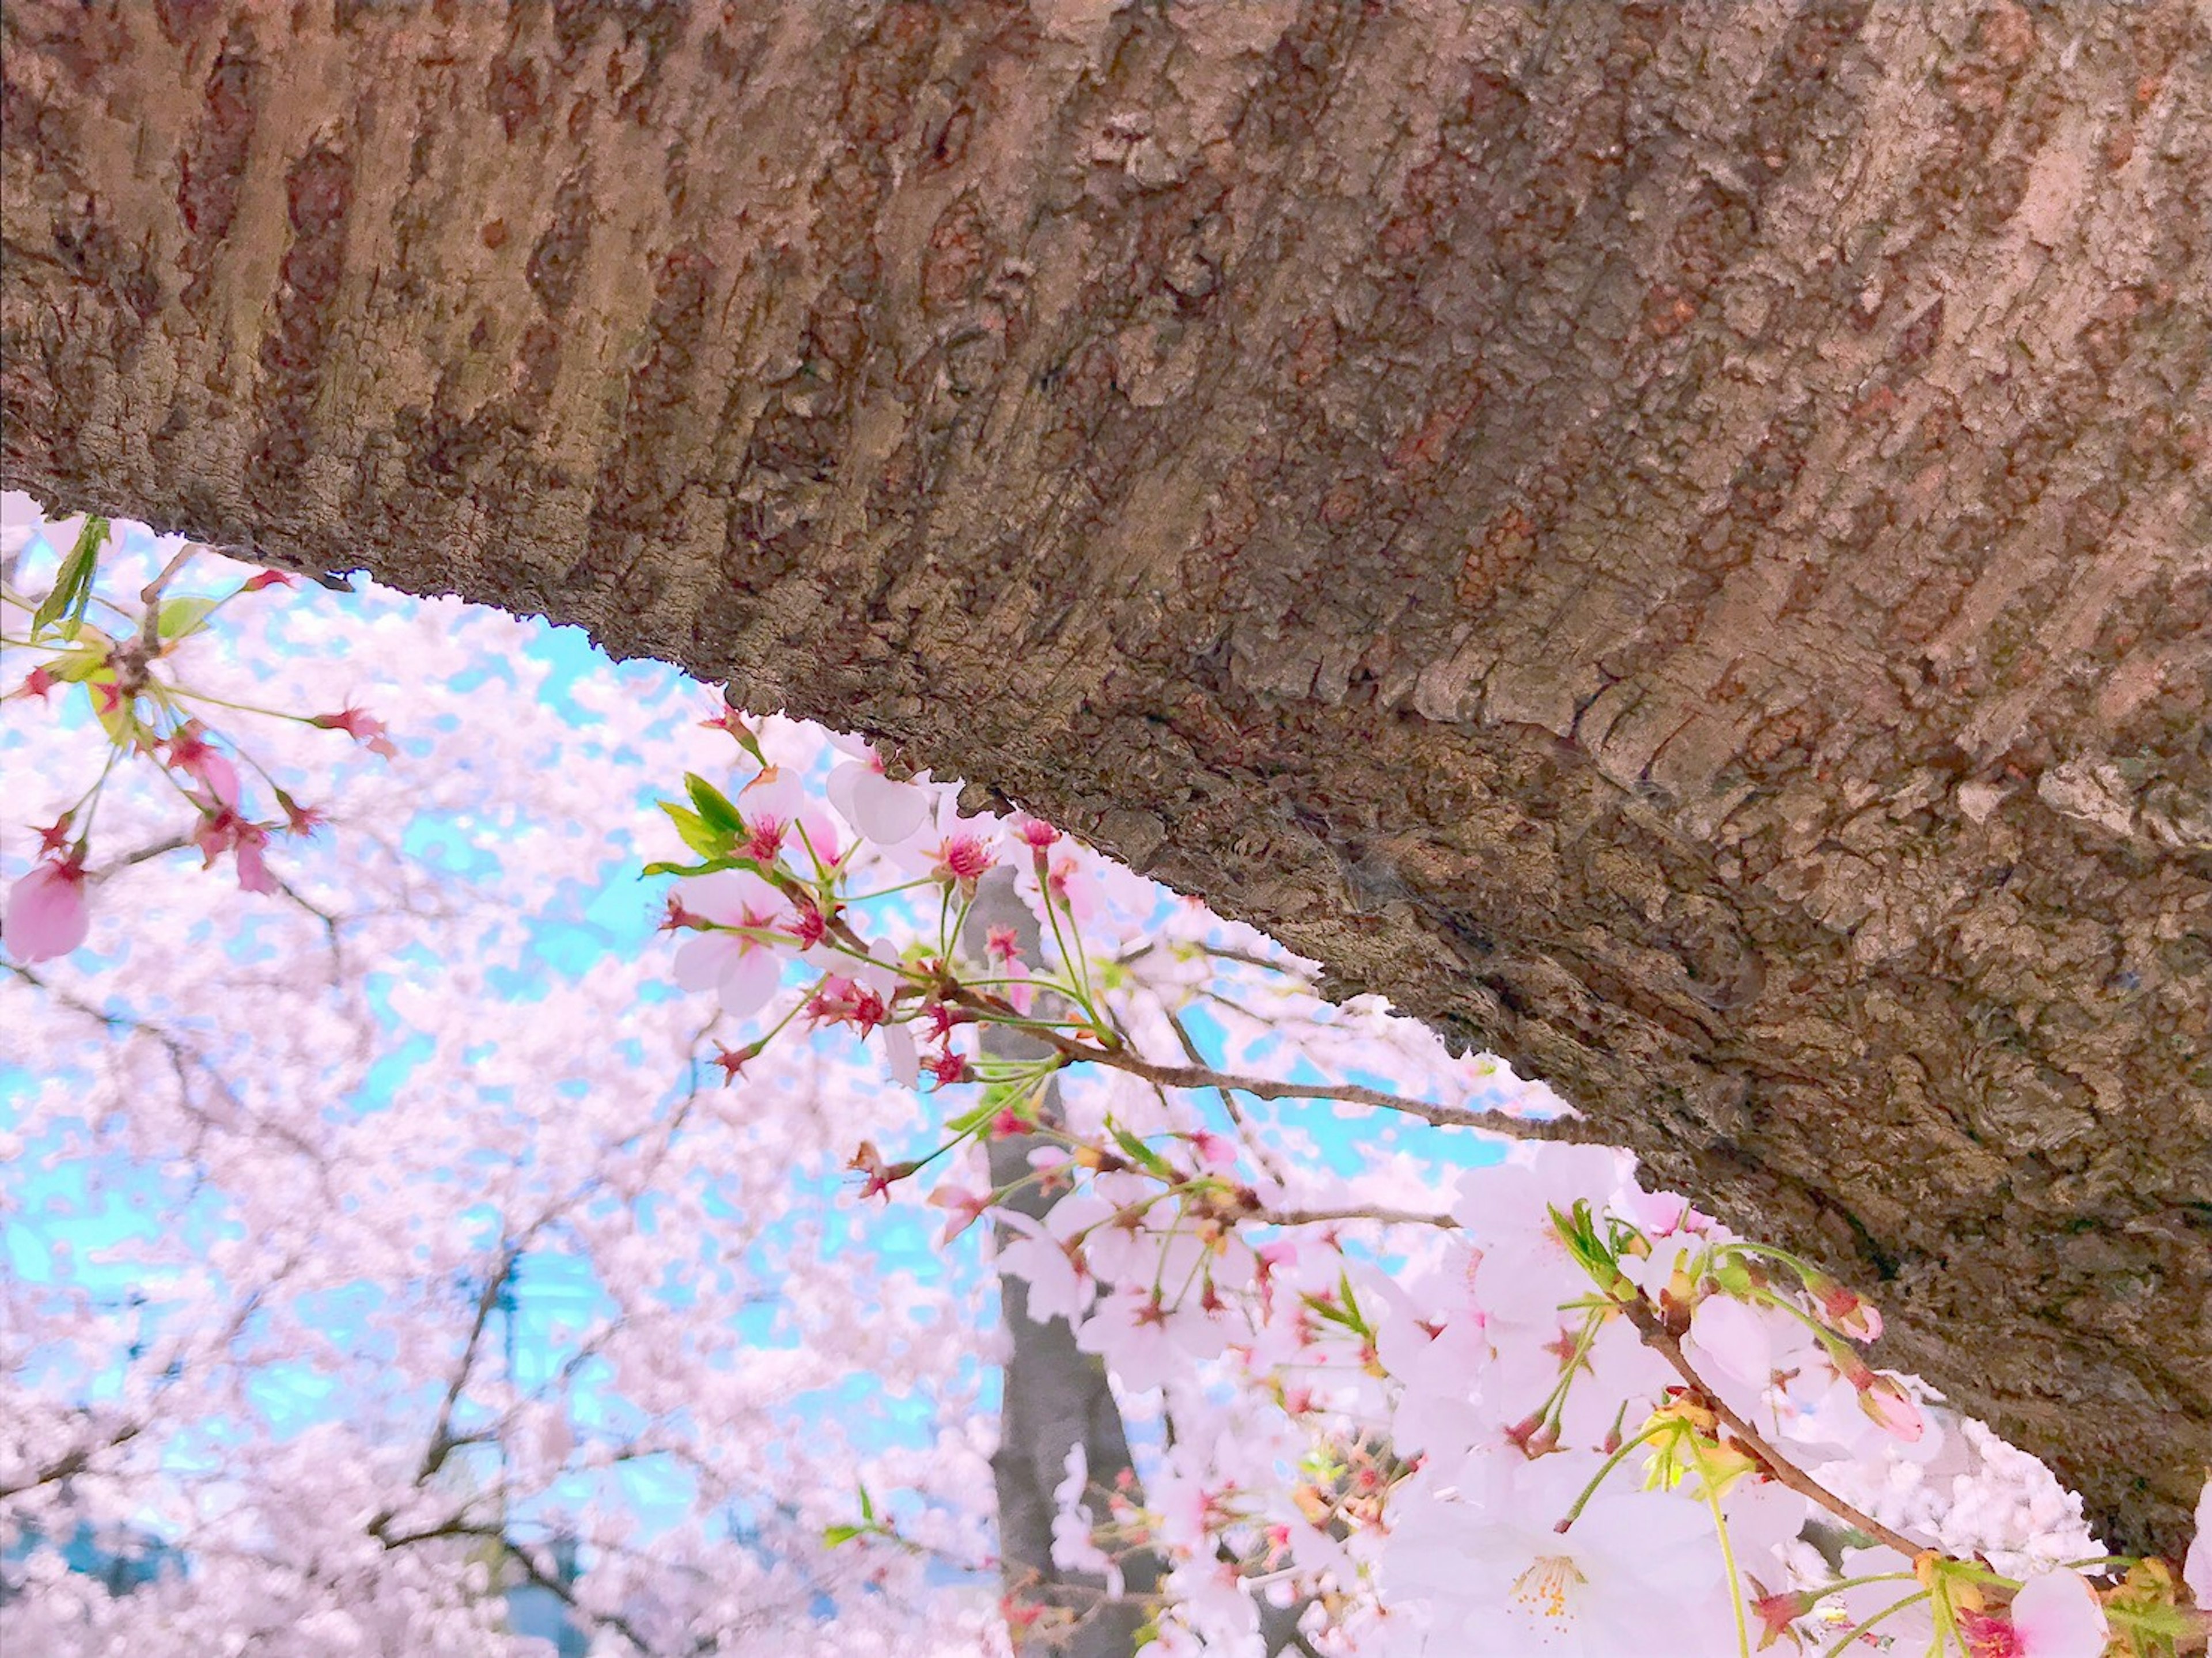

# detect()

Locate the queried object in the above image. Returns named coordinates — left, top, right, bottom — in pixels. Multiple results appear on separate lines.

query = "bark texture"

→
left=5, top=0, right=2209, bottom=1553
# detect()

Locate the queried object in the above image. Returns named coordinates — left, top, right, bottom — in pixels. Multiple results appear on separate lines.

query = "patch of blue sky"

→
left=358, top=1029, right=437, bottom=1108
left=1171, top=1001, right=1509, bottom=1181
left=399, top=811, right=506, bottom=881
left=522, top=621, right=693, bottom=731
left=243, top=1365, right=340, bottom=1435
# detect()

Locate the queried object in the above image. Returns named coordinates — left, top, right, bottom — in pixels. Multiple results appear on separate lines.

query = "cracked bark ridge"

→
left=4, top=0, right=2208, bottom=1554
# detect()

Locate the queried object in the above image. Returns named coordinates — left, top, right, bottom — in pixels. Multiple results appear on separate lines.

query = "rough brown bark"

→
left=5, top=0, right=2208, bottom=1555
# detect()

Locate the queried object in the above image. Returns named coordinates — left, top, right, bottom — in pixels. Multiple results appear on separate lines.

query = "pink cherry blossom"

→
left=994, top=1209, right=1094, bottom=1324
left=308, top=705, right=398, bottom=760
left=669, top=869, right=789, bottom=1017
left=165, top=720, right=241, bottom=806
left=1388, top=1451, right=1742, bottom=1657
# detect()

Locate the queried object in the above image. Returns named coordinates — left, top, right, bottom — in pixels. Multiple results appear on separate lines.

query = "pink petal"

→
left=740, top=766, right=804, bottom=825
left=233, top=837, right=278, bottom=894
left=714, top=943, right=784, bottom=1018
left=1687, top=1295, right=1772, bottom=1391
left=2010, top=1570, right=2107, bottom=1658
left=2183, top=1476, right=2211, bottom=1611
left=672, top=933, right=736, bottom=993
left=877, top=1022, right=920, bottom=1088
left=679, top=870, right=782, bottom=925
left=3, top=862, right=90, bottom=962
left=827, top=761, right=929, bottom=843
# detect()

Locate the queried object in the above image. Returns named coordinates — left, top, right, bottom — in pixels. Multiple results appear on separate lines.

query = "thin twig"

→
left=952, top=989, right=1599, bottom=1143
left=1617, top=1293, right=1927, bottom=1559
left=1256, top=1205, right=1459, bottom=1230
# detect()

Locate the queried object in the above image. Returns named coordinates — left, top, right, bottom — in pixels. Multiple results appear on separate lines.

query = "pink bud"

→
left=1808, top=1273, right=1884, bottom=1341
left=1855, top=1372, right=1925, bottom=1442
left=4, top=858, right=92, bottom=962
left=309, top=707, right=398, bottom=760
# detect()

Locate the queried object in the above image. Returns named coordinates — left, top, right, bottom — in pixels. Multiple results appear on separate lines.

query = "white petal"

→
left=0, top=490, right=43, bottom=557
left=878, top=1022, right=920, bottom=1088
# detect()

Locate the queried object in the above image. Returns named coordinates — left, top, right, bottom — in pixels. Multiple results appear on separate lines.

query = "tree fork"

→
left=4, top=0, right=2207, bottom=1551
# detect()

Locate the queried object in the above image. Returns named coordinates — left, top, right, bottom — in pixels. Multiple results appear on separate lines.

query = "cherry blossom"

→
left=8, top=501, right=2208, bottom=1657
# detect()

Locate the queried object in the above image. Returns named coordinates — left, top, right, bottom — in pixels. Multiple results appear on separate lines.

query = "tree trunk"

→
left=969, top=874, right=1162, bottom=1657
left=5, top=0, right=2207, bottom=1554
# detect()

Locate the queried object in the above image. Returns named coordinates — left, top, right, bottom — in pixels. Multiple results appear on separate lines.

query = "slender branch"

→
left=952, top=990, right=1600, bottom=1143
left=1256, top=1205, right=1459, bottom=1230
left=0, top=1420, right=145, bottom=1501
left=416, top=1245, right=522, bottom=1487
left=1164, top=1005, right=1298, bottom=1190
left=368, top=1515, right=675, bottom=1656
left=1616, top=1293, right=1927, bottom=1560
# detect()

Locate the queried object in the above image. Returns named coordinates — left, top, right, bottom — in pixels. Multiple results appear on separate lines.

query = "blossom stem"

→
left=1687, top=1436, right=1753, bottom=1658
left=1556, top=1418, right=1677, bottom=1531
left=1253, top=1205, right=1458, bottom=1229
left=1816, top=1588, right=1933, bottom=1658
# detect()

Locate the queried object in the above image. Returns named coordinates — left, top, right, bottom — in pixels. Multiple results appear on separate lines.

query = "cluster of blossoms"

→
left=3, top=516, right=1001, bottom=1655
left=6, top=502, right=2207, bottom=1656
left=656, top=731, right=2212, bottom=1657
left=1, top=495, right=393, bottom=964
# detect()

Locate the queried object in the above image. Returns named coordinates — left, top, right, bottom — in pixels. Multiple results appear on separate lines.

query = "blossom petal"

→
left=827, top=761, right=930, bottom=843
left=714, top=942, right=784, bottom=1018
left=3, top=862, right=90, bottom=962
left=1687, top=1294, right=1772, bottom=1391
left=2010, top=1569, right=2108, bottom=1658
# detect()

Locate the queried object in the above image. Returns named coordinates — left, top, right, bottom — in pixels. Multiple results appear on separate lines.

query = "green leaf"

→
left=85, top=669, right=141, bottom=749
left=943, top=1097, right=999, bottom=1136
left=857, top=1481, right=875, bottom=1522
left=684, top=772, right=744, bottom=834
left=29, top=515, right=108, bottom=642
left=1109, top=1122, right=1175, bottom=1179
left=641, top=856, right=740, bottom=879
left=156, top=594, right=220, bottom=641
left=821, top=1524, right=868, bottom=1548
left=43, top=642, right=111, bottom=683
left=658, top=800, right=734, bottom=860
